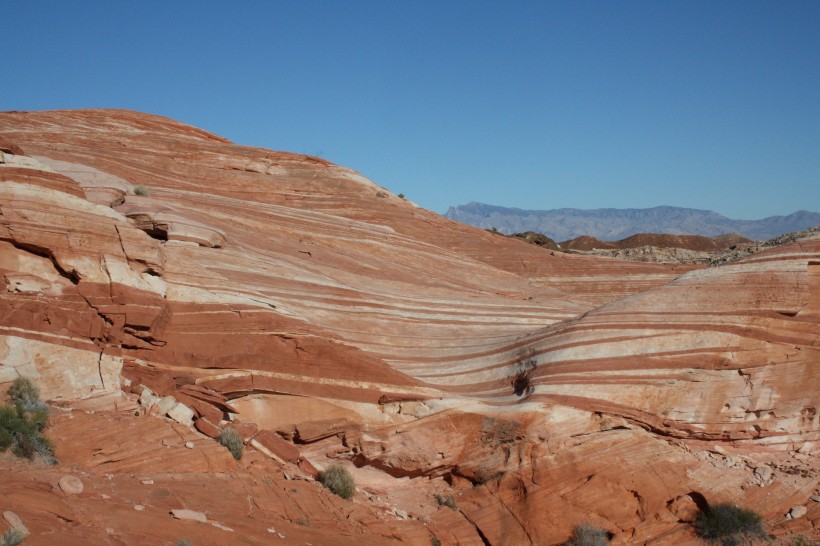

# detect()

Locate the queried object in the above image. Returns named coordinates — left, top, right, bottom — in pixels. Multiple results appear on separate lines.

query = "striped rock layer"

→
left=0, top=109, right=817, bottom=545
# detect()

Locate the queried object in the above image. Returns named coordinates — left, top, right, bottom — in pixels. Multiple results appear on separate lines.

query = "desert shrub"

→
left=565, top=523, right=610, bottom=546
left=218, top=428, right=243, bottom=460
left=29, top=435, right=56, bottom=465
left=12, top=433, right=35, bottom=459
left=28, top=407, right=49, bottom=432
left=2, top=528, right=25, bottom=546
left=173, top=541, right=193, bottom=546
left=694, top=503, right=765, bottom=546
left=0, top=428, right=12, bottom=451
left=434, top=494, right=457, bottom=510
left=8, top=377, right=45, bottom=411
left=510, top=351, right=537, bottom=397
left=0, top=381, right=54, bottom=464
left=431, top=538, right=442, bottom=546
left=318, top=463, right=355, bottom=499
left=473, top=466, right=504, bottom=485
left=134, top=185, right=150, bottom=196
left=784, top=537, right=820, bottom=546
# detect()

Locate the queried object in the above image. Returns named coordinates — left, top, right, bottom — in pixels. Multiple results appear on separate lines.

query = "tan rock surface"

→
left=0, top=109, right=817, bottom=544
left=57, top=475, right=84, bottom=495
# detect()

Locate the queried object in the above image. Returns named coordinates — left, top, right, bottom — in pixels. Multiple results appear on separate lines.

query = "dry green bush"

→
left=434, top=494, right=458, bottom=510
left=318, top=464, right=355, bottom=499
left=694, top=503, right=765, bottom=546
left=218, top=428, right=243, bottom=460
left=1, top=377, right=55, bottom=464
left=2, top=528, right=25, bottom=546
left=565, top=523, right=610, bottom=546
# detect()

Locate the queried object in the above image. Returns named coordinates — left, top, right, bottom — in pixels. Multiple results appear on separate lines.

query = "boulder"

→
left=167, top=403, right=195, bottom=427
left=194, top=417, right=221, bottom=439
left=754, top=465, right=773, bottom=483
left=250, top=430, right=300, bottom=464
left=157, top=395, right=177, bottom=416
left=788, top=505, right=807, bottom=519
left=58, top=475, right=84, bottom=495
left=170, top=509, right=207, bottom=523
left=2, top=511, right=29, bottom=536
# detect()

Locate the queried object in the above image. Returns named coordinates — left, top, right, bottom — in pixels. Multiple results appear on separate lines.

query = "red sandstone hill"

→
left=0, top=109, right=817, bottom=545
left=561, top=232, right=753, bottom=251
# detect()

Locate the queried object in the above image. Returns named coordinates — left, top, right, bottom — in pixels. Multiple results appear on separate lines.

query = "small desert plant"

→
left=218, top=428, right=243, bottom=460
left=434, top=494, right=457, bottom=510
left=565, top=523, right=610, bottom=546
left=297, top=517, right=309, bottom=526
left=173, top=541, right=193, bottom=546
left=318, top=463, right=355, bottom=499
left=134, top=185, right=150, bottom=196
left=431, top=538, right=442, bottom=546
left=782, top=537, right=820, bottom=546
left=8, top=377, right=45, bottom=411
left=694, top=503, right=765, bottom=546
left=1, top=378, right=55, bottom=464
left=2, top=528, right=25, bottom=546
left=398, top=193, right=405, bottom=199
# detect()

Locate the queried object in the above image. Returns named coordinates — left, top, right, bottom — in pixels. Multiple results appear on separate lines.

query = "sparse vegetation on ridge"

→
left=782, top=537, right=820, bottom=546
left=318, top=463, right=355, bottom=499
left=1, top=377, right=55, bottom=464
left=564, top=523, right=610, bottom=546
left=694, top=503, right=765, bottom=546
left=134, top=185, right=149, bottom=196
left=218, top=428, right=243, bottom=460
left=434, top=494, right=458, bottom=510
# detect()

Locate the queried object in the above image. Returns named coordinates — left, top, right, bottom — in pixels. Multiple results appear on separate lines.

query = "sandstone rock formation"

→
left=0, top=109, right=817, bottom=545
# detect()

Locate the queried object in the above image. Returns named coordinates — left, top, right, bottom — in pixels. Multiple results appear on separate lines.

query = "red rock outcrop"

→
left=0, top=109, right=817, bottom=545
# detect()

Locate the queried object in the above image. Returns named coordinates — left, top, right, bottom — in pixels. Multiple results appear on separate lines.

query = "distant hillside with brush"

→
left=445, top=203, right=820, bottom=241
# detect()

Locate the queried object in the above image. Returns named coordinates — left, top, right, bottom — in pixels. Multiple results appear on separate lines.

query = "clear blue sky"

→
left=4, top=1, right=819, bottom=219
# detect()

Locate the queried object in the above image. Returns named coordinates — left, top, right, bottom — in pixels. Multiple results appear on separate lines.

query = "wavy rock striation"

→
left=0, top=109, right=817, bottom=545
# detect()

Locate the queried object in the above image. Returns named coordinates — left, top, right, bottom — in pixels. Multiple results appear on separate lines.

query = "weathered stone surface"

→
left=170, top=509, right=207, bottom=523
left=788, top=505, right=808, bottom=519
left=193, top=417, right=221, bottom=439
left=229, top=422, right=258, bottom=442
left=251, top=430, right=300, bottom=464
left=167, top=403, right=195, bottom=426
left=755, top=465, right=773, bottom=482
left=0, top=109, right=816, bottom=545
left=58, top=475, right=84, bottom=495
left=139, top=387, right=157, bottom=407
left=156, top=396, right=177, bottom=416
left=118, top=201, right=228, bottom=247
left=2, top=511, right=29, bottom=536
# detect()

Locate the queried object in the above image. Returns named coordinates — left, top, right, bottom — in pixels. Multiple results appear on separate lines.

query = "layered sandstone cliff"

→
left=0, top=110, right=816, bottom=545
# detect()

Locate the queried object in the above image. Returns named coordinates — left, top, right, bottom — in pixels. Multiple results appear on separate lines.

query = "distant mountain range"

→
left=444, top=203, right=820, bottom=241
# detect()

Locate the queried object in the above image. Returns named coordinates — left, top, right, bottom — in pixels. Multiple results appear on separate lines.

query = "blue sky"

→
left=4, top=1, right=819, bottom=219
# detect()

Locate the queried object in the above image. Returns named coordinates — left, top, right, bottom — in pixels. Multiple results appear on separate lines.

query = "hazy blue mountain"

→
left=444, top=203, right=820, bottom=241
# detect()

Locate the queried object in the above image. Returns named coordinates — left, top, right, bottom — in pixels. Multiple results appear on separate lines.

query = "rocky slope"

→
left=446, top=202, right=820, bottom=241
left=0, top=109, right=817, bottom=545
left=515, top=232, right=757, bottom=265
